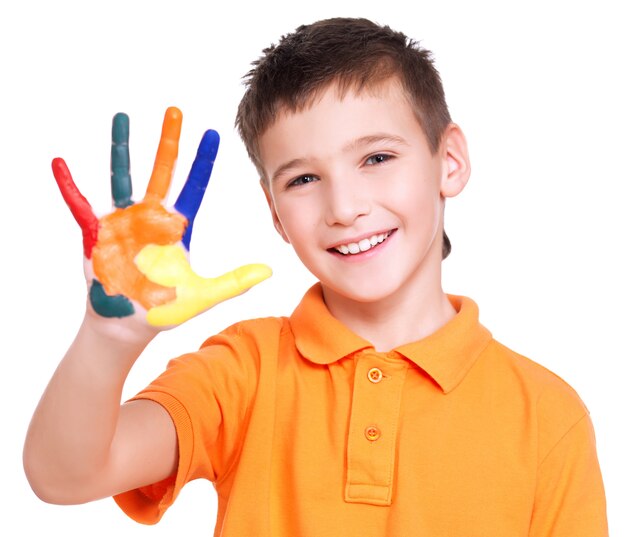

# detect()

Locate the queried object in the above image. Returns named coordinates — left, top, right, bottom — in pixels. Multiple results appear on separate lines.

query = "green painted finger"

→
left=111, top=113, right=133, bottom=208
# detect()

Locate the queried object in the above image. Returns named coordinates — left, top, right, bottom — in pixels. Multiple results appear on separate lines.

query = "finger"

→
left=111, top=112, right=133, bottom=208
left=145, top=263, right=272, bottom=327
left=51, top=158, right=99, bottom=258
left=174, top=129, right=220, bottom=249
left=145, top=106, right=182, bottom=202
left=203, top=264, right=273, bottom=306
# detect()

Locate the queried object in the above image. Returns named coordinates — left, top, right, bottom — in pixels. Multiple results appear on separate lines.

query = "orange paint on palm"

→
left=92, top=200, right=187, bottom=309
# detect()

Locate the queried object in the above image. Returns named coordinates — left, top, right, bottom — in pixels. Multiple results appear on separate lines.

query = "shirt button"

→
left=365, top=426, right=381, bottom=441
left=367, top=367, right=383, bottom=383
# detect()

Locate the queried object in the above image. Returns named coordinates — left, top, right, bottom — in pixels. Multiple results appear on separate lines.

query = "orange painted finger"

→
left=145, top=106, right=182, bottom=201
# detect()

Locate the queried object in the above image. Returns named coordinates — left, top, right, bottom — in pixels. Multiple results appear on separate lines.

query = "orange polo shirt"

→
left=114, top=284, right=607, bottom=536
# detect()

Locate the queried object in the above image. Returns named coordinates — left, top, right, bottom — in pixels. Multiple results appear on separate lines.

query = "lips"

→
left=330, top=230, right=393, bottom=255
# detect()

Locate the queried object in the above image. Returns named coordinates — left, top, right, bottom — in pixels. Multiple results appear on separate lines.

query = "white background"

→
left=2, top=0, right=624, bottom=534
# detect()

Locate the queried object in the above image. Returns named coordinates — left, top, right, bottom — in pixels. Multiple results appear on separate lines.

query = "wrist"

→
left=80, top=308, right=158, bottom=354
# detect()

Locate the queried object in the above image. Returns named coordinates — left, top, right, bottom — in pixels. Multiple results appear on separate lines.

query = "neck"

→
left=322, top=278, right=456, bottom=353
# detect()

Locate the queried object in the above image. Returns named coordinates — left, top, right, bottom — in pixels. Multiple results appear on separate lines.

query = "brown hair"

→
left=236, top=17, right=453, bottom=258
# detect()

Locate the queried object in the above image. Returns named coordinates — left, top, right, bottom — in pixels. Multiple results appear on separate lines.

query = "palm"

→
left=53, top=107, right=271, bottom=328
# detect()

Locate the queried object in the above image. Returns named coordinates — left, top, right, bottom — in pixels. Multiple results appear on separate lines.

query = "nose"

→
left=324, top=174, right=371, bottom=226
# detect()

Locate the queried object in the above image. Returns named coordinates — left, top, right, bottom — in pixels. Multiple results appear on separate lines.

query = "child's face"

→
left=259, top=80, right=469, bottom=306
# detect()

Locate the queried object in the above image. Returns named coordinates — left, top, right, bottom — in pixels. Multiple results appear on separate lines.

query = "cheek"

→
left=386, top=182, right=444, bottom=249
left=416, top=186, right=442, bottom=218
left=387, top=177, right=441, bottom=216
left=273, top=199, right=313, bottom=246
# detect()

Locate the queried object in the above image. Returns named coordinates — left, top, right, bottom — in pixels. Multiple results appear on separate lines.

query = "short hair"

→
left=236, top=17, right=453, bottom=258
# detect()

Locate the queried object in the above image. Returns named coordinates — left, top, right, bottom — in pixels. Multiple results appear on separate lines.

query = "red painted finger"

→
left=51, top=157, right=99, bottom=258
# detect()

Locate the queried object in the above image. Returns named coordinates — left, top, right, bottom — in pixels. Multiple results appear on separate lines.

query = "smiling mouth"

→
left=331, top=231, right=393, bottom=255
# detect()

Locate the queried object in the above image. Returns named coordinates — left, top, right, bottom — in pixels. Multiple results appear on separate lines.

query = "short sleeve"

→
left=114, top=323, right=259, bottom=524
left=529, top=413, right=608, bottom=537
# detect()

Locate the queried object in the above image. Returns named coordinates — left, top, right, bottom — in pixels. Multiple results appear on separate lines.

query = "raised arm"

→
left=23, top=108, right=271, bottom=504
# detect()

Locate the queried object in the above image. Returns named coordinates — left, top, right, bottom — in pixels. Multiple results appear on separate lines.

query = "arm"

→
left=23, top=108, right=271, bottom=504
left=529, top=414, right=608, bottom=537
left=24, top=316, right=177, bottom=504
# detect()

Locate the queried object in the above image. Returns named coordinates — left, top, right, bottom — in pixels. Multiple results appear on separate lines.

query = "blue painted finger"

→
left=111, top=112, right=133, bottom=208
left=174, top=129, right=220, bottom=250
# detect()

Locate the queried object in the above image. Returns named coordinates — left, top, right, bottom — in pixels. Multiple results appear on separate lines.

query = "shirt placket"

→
left=345, top=352, right=408, bottom=505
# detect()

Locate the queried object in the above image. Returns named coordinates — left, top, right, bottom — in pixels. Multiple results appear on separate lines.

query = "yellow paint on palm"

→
left=135, top=244, right=272, bottom=326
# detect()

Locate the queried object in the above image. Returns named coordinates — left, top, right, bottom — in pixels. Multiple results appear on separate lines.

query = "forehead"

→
left=258, top=79, right=426, bottom=178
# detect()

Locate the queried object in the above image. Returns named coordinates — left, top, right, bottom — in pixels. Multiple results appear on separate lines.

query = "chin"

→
left=321, top=278, right=405, bottom=305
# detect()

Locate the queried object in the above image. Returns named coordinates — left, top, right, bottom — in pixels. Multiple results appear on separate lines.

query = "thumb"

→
left=207, top=264, right=273, bottom=304
left=136, top=243, right=272, bottom=326
left=146, top=264, right=272, bottom=326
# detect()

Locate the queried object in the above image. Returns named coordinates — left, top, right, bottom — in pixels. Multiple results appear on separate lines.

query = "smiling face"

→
left=259, top=79, right=469, bottom=312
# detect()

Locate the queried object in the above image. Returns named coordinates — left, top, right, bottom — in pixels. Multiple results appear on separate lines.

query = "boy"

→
left=24, top=17, right=607, bottom=536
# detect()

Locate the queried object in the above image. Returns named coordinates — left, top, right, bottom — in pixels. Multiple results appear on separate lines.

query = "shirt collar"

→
left=289, top=283, right=492, bottom=394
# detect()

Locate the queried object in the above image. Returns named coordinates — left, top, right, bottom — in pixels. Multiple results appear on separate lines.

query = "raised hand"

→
left=52, top=107, right=271, bottom=328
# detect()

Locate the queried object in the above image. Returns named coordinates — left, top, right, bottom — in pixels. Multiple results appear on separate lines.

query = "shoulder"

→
left=482, top=339, right=590, bottom=459
left=484, top=339, right=587, bottom=412
left=199, top=316, right=291, bottom=354
left=486, top=339, right=580, bottom=394
left=150, top=316, right=291, bottom=400
left=175, top=316, right=293, bottom=375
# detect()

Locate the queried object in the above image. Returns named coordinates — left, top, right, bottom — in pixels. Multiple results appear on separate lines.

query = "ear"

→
left=439, top=123, right=470, bottom=198
left=260, top=179, right=290, bottom=244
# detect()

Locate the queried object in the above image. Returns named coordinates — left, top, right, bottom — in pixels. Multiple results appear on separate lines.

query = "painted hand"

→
left=52, top=107, right=271, bottom=327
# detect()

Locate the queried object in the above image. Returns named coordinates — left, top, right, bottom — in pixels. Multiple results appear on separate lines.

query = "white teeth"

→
left=334, top=232, right=391, bottom=255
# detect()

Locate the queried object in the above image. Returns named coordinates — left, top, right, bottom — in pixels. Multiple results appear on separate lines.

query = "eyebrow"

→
left=271, top=158, right=310, bottom=184
left=270, top=133, right=408, bottom=183
left=342, top=133, right=409, bottom=153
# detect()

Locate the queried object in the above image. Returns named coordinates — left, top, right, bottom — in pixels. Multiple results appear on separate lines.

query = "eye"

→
left=288, top=174, right=318, bottom=187
left=364, top=153, right=393, bottom=166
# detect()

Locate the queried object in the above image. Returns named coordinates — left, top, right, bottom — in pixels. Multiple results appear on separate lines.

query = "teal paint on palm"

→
left=89, top=279, right=135, bottom=318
